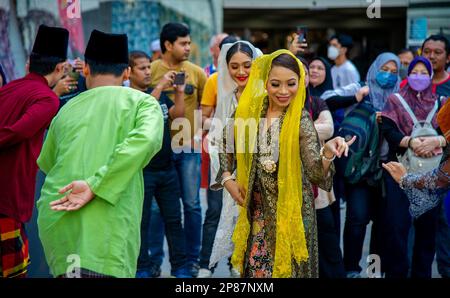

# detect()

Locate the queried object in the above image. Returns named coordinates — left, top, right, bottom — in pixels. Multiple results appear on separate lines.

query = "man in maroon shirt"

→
left=0, top=25, right=69, bottom=278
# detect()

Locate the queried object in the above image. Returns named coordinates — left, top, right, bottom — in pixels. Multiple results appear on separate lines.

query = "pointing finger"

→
left=346, top=136, right=357, bottom=147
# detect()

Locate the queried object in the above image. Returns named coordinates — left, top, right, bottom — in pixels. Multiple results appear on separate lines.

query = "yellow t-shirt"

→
left=201, top=72, right=218, bottom=107
left=150, top=60, right=207, bottom=146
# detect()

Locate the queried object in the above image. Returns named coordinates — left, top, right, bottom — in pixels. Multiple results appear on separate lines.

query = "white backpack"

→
left=394, top=93, right=442, bottom=174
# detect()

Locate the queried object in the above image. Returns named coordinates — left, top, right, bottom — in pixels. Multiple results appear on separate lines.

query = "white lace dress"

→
left=207, top=95, right=239, bottom=269
left=208, top=186, right=239, bottom=269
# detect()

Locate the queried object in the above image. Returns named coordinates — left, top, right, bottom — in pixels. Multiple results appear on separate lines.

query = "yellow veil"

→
left=232, top=49, right=308, bottom=277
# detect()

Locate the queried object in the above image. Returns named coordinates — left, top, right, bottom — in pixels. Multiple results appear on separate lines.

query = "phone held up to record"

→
left=296, top=25, right=308, bottom=43
left=174, top=71, right=185, bottom=85
left=67, top=59, right=80, bottom=81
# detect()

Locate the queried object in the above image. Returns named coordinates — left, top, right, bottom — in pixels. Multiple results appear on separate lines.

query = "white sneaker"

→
left=197, top=268, right=212, bottom=278
left=230, top=267, right=240, bottom=278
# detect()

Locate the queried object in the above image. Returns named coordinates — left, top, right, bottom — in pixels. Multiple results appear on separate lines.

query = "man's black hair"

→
left=398, top=48, right=414, bottom=56
left=129, top=51, right=151, bottom=67
left=421, top=34, right=450, bottom=55
left=329, top=34, right=353, bottom=50
left=28, top=53, right=65, bottom=76
left=160, top=22, right=190, bottom=54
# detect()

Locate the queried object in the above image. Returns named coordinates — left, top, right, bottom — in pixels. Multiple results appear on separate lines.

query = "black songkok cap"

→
left=84, top=30, right=129, bottom=64
left=32, top=25, right=69, bottom=59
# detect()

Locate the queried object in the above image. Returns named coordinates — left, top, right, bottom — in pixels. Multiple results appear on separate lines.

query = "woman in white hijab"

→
left=199, top=40, right=262, bottom=277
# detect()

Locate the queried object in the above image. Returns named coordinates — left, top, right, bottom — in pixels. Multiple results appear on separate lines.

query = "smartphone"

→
left=174, top=72, right=185, bottom=85
left=67, top=59, right=80, bottom=81
left=68, top=69, right=80, bottom=81
left=296, top=25, right=308, bottom=42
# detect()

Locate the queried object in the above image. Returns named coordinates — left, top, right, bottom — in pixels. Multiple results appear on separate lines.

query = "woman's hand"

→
left=223, top=179, right=246, bottom=206
left=289, top=33, right=308, bottom=55
left=324, top=136, right=357, bottom=158
left=376, top=112, right=383, bottom=124
left=382, top=162, right=407, bottom=184
left=356, top=86, right=369, bottom=102
left=73, top=57, right=85, bottom=75
left=414, top=136, right=440, bottom=157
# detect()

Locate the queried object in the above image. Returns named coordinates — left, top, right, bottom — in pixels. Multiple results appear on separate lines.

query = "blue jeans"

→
left=26, top=170, right=51, bottom=277
left=436, top=197, right=450, bottom=278
left=148, top=201, right=165, bottom=268
left=382, top=170, right=439, bottom=278
left=199, top=182, right=223, bottom=270
left=173, top=151, right=202, bottom=265
left=137, top=167, right=187, bottom=272
left=343, top=181, right=382, bottom=273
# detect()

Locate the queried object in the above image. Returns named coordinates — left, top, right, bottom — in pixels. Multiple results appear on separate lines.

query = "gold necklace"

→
left=259, top=117, right=280, bottom=174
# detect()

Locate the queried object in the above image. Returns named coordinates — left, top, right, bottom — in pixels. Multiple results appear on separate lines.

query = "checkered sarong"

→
left=0, top=214, right=30, bottom=278
left=58, top=268, right=114, bottom=278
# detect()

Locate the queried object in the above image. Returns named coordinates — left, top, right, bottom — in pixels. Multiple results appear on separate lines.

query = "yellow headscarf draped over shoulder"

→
left=232, top=49, right=308, bottom=277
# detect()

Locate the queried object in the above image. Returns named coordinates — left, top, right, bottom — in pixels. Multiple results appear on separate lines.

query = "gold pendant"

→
left=261, top=159, right=277, bottom=173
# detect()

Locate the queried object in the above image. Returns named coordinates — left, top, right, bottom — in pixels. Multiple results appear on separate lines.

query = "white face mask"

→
left=327, top=46, right=340, bottom=60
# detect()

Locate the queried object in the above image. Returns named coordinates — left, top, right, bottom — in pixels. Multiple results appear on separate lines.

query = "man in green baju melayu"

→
left=36, top=29, right=164, bottom=278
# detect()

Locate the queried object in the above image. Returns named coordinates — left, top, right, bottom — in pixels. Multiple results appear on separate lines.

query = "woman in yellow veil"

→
left=216, top=50, right=355, bottom=278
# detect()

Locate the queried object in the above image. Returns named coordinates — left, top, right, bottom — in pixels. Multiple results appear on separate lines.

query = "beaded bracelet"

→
left=399, top=174, right=408, bottom=190
left=221, top=175, right=235, bottom=187
left=320, top=146, right=336, bottom=162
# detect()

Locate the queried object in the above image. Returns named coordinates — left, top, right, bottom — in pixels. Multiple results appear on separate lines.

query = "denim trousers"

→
left=436, top=196, right=450, bottom=278
left=343, top=180, right=382, bottom=273
left=148, top=201, right=165, bottom=267
left=173, top=151, right=202, bottom=264
left=137, top=167, right=187, bottom=272
left=407, top=200, right=450, bottom=278
left=199, top=180, right=223, bottom=270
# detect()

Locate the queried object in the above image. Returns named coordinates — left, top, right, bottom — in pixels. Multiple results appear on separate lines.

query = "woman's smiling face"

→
left=227, top=51, right=252, bottom=88
left=309, top=59, right=326, bottom=87
left=266, top=65, right=299, bottom=109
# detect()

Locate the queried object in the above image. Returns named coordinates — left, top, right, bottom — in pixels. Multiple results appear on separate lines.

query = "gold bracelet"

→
left=320, top=146, right=336, bottom=162
left=221, top=175, right=235, bottom=187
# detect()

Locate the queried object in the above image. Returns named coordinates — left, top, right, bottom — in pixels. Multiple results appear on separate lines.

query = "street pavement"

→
left=158, top=189, right=440, bottom=278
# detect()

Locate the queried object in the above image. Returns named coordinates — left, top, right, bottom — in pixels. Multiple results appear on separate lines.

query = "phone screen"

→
left=68, top=70, right=80, bottom=81
left=296, top=26, right=307, bottom=42
left=174, top=72, right=185, bottom=85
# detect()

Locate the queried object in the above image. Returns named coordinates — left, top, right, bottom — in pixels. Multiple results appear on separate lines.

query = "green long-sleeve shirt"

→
left=37, top=86, right=163, bottom=277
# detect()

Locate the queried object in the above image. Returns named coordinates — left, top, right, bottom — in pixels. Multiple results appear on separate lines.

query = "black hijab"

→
left=309, top=57, right=333, bottom=97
